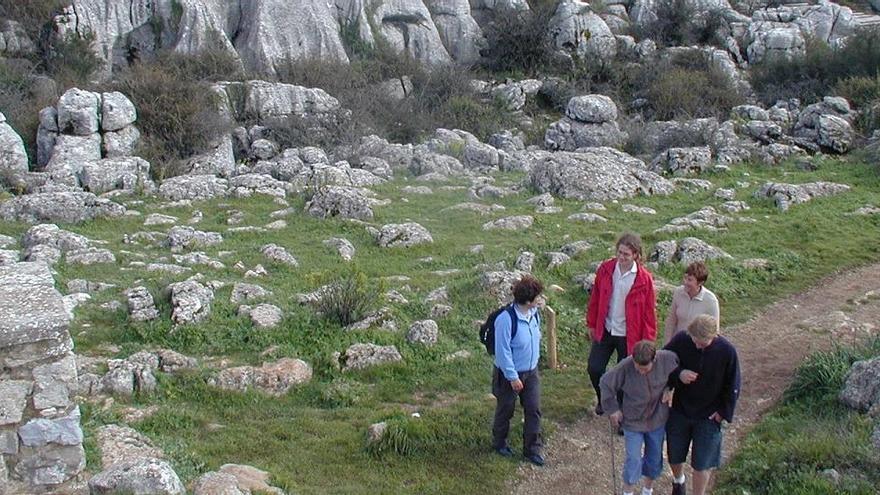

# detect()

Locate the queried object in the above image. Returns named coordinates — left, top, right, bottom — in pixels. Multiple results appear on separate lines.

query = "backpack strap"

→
left=507, top=304, right=518, bottom=341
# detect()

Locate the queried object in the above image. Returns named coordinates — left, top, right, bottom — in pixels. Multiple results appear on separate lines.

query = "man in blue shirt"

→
left=493, top=275, right=545, bottom=466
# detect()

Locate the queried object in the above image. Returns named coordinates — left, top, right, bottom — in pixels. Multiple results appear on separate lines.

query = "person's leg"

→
left=665, top=409, right=692, bottom=494
left=587, top=334, right=616, bottom=411
left=520, top=370, right=543, bottom=457
left=640, top=425, right=666, bottom=491
left=690, top=418, right=723, bottom=495
left=622, top=429, right=645, bottom=494
left=613, top=334, right=629, bottom=363
left=491, top=367, right=517, bottom=450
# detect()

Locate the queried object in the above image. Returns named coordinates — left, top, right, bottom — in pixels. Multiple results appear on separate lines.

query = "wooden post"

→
left=544, top=305, right=558, bottom=370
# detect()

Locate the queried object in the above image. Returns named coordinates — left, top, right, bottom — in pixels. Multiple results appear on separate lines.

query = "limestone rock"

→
left=168, top=280, right=214, bottom=326
left=158, top=175, right=228, bottom=201
left=88, top=457, right=184, bottom=495
left=306, top=186, right=375, bottom=221
left=406, top=320, right=439, bottom=346
left=375, top=223, right=433, bottom=248
left=343, top=343, right=403, bottom=371
left=0, top=192, right=126, bottom=223
left=96, top=424, right=162, bottom=468
left=840, top=357, right=880, bottom=413
left=483, top=215, right=534, bottom=231
left=211, top=358, right=312, bottom=396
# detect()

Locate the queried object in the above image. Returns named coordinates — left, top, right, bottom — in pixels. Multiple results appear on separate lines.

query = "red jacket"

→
left=585, top=258, right=657, bottom=354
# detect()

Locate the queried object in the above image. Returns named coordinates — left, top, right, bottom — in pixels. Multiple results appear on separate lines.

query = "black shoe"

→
left=495, top=446, right=514, bottom=457
left=616, top=425, right=624, bottom=436
left=594, top=403, right=604, bottom=416
left=672, top=481, right=686, bottom=495
left=524, top=453, right=545, bottom=466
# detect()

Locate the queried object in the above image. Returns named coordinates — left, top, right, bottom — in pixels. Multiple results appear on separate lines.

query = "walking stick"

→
left=543, top=305, right=558, bottom=370
left=609, top=422, right=619, bottom=495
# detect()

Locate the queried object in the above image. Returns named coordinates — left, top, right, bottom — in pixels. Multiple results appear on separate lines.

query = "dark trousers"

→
left=588, top=331, right=628, bottom=404
left=492, top=367, right=542, bottom=456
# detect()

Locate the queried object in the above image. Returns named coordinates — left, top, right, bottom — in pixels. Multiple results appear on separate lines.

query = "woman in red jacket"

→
left=586, top=232, right=657, bottom=415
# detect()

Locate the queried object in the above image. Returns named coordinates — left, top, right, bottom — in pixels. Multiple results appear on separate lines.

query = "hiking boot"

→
left=594, top=403, right=604, bottom=416
left=671, top=481, right=686, bottom=495
left=495, top=446, right=514, bottom=458
left=524, top=453, right=545, bottom=466
left=616, top=425, right=624, bottom=436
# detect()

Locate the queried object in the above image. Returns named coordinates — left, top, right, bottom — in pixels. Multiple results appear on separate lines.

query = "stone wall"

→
left=0, top=263, right=85, bottom=493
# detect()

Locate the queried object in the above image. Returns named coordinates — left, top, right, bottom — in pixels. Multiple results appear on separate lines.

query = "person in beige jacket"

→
left=600, top=341, right=679, bottom=495
left=664, top=262, right=719, bottom=345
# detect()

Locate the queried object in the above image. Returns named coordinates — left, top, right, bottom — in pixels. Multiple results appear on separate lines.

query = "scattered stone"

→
left=406, top=320, right=439, bottom=346
left=756, top=181, right=851, bottom=211
left=721, top=201, right=750, bottom=212
left=244, top=264, right=269, bottom=278
left=424, top=287, right=450, bottom=305
left=306, top=185, right=375, bottom=220
left=88, top=457, right=184, bottom=495
left=741, top=258, right=769, bottom=270
left=65, top=247, right=116, bottom=265
left=163, top=226, right=223, bottom=252
left=96, top=424, right=163, bottom=468
left=650, top=146, right=713, bottom=176
left=210, top=358, right=312, bottom=396
left=344, top=308, right=394, bottom=331
left=22, top=224, right=90, bottom=252
left=545, top=252, right=571, bottom=270
left=23, top=244, right=61, bottom=265
left=342, top=343, right=403, bottom=371
left=567, top=213, right=607, bottom=223
left=230, top=282, right=272, bottom=304
left=561, top=241, right=593, bottom=257
left=261, top=244, right=298, bottom=267
left=649, top=237, right=733, bottom=265
left=67, top=279, right=115, bottom=294
left=715, top=188, right=736, bottom=200
left=483, top=215, right=534, bottom=231
left=158, top=175, right=228, bottom=201
left=217, top=464, right=285, bottom=495
left=621, top=205, right=656, bottom=215
left=431, top=304, right=452, bottom=319
left=168, top=280, right=214, bottom=326
left=323, top=237, right=355, bottom=261
left=374, top=223, right=433, bottom=248
left=839, top=356, right=880, bottom=412
left=515, top=251, right=535, bottom=272
left=655, top=206, right=736, bottom=233
left=239, top=304, right=283, bottom=329
left=144, top=263, right=191, bottom=275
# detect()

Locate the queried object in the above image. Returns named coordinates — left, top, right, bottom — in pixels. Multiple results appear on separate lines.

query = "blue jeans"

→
left=622, top=425, right=666, bottom=485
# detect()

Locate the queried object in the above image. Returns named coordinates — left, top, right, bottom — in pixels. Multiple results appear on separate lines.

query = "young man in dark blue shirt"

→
left=664, top=314, right=740, bottom=495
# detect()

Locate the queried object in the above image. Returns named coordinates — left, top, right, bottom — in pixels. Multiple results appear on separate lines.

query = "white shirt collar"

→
left=690, top=286, right=705, bottom=301
left=616, top=261, right=638, bottom=277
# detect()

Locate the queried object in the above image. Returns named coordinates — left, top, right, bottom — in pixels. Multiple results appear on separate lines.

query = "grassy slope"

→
left=2, top=157, right=879, bottom=493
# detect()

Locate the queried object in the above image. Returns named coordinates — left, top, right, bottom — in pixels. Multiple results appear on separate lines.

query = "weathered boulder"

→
left=655, top=206, right=736, bottom=233
left=88, top=457, right=184, bottom=495
left=342, top=343, right=403, bottom=371
left=0, top=192, right=126, bottom=223
left=163, top=226, right=223, bottom=252
left=529, top=149, right=674, bottom=201
left=839, top=356, right=880, bottom=413
left=211, top=358, right=312, bottom=396
left=158, top=175, right=228, bottom=201
left=649, top=147, right=713, bottom=176
left=238, top=303, right=283, bottom=329
left=305, top=186, right=375, bottom=221
left=482, top=215, right=534, bottom=231
left=125, top=286, right=159, bottom=322
left=549, top=0, right=616, bottom=60
left=406, top=320, right=439, bottom=346
left=96, top=424, right=163, bottom=468
left=0, top=112, right=28, bottom=180
left=323, top=237, right=356, bottom=261
left=261, top=244, right=298, bottom=267
left=755, top=181, right=851, bottom=211
left=373, top=222, right=434, bottom=248
left=649, top=237, right=733, bottom=265
left=22, top=224, right=90, bottom=253
left=167, top=280, right=214, bottom=326
left=230, top=282, right=272, bottom=304
left=66, top=247, right=116, bottom=265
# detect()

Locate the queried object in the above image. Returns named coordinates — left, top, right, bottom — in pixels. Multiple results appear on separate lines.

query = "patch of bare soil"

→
left=511, top=263, right=880, bottom=495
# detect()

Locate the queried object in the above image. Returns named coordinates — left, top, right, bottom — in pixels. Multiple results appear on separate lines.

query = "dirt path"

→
left=510, top=262, right=880, bottom=495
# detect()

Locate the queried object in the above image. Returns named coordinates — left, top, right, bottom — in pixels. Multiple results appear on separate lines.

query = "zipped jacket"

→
left=586, top=258, right=658, bottom=354
left=599, top=350, right=679, bottom=432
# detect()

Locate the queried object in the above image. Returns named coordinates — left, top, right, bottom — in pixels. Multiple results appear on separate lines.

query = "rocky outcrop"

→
left=0, top=192, right=127, bottom=224
left=745, top=2, right=855, bottom=64
left=545, top=95, right=626, bottom=150
left=88, top=457, right=184, bottom=495
left=210, top=358, right=313, bottom=396
left=372, top=222, right=434, bottom=248
left=755, top=181, right=851, bottom=211
left=0, top=263, right=85, bottom=491
left=342, top=343, right=404, bottom=371
left=549, top=0, right=616, bottom=61
left=839, top=356, right=880, bottom=413
left=529, top=149, right=674, bottom=201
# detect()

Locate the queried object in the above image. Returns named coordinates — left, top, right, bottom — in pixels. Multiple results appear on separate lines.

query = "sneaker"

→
left=671, top=481, right=686, bottom=495
left=594, top=403, right=604, bottom=416
left=524, top=453, right=545, bottom=466
left=495, top=446, right=514, bottom=458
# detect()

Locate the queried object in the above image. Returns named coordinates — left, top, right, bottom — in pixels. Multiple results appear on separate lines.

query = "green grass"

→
left=716, top=337, right=880, bottom=495
left=4, top=156, right=880, bottom=492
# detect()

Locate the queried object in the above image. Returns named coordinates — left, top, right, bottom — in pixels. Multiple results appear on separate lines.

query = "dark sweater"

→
left=664, top=332, right=741, bottom=422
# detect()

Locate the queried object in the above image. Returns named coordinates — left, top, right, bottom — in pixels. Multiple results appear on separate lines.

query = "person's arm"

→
left=664, top=291, right=679, bottom=345
left=709, top=292, right=720, bottom=333
left=718, top=345, right=741, bottom=422
left=664, top=335, right=684, bottom=389
left=494, top=312, right=518, bottom=382
left=643, top=273, right=658, bottom=342
left=586, top=264, right=605, bottom=337
left=599, top=363, right=625, bottom=416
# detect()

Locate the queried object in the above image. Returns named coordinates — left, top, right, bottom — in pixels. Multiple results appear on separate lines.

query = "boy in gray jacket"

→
left=600, top=340, right=679, bottom=495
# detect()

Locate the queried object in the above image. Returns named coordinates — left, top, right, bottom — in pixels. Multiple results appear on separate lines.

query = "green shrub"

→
left=316, top=271, right=378, bottom=327
left=751, top=29, right=880, bottom=106
left=634, top=0, right=727, bottom=48
left=835, top=74, right=880, bottom=133
left=100, top=50, right=240, bottom=179
left=785, top=336, right=880, bottom=405
left=365, top=416, right=436, bottom=457
left=0, top=0, right=66, bottom=40
left=44, top=32, right=103, bottom=89
left=481, top=1, right=566, bottom=76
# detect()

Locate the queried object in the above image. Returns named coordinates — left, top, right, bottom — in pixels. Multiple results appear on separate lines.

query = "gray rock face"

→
left=529, top=149, right=674, bottom=201
left=566, top=95, right=618, bottom=123
left=230, top=282, right=272, bottom=304
left=406, top=320, right=439, bottom=346
left=57, top=88, right=99, bottom=136
left=0, top=192, right=126, bottom=223
left=168, top=280, right=214, bottom=325
left=549, top=1, right=616, bottom=60
left=755, top=181, right=851, bottom=211
left=482, top=215, right=534, bottom=231
left=96, top=424, right=163, bottom=468
left=239, top=303, right=283, bottom=328
left=101, top=358, right=157, bottom=396
left=88, top=457, right=184, bottom=495
left=101, top=92, right=137, bottom=132
left=747, top=3, right=855, bottom=64
left=159, top=175, right=228, bottom=201
left=839, top=356, right=880, bottom=412
left=192, top=472, right=248, bottom=495
left=544, top=119, right=627, bottom=150
left=649, top=237, right=733, bottom=265
left=0, top=113, right=29, bottom=180
left=80, top=157, right=153, bottom=195
left=640, top=118, right=719, bottom=155
left=66, top=247, right=116, bottom=265
left=163, top=226, right=223, bottom=252
left=210, top=358, right=312, bottom=396
left=229, top=173, right=289, bottom=198
left=375, top=222, right=434, bottom=248
left=0, top=19, right=36, bottom=56
left=426, top=0, right=484, bottom=64
left=218, top=80, right=342, bottom=121
left=655, top=206, right=736, bottom=233
left=261, top=243, right=298, bottom=267
left=22, top=224, right=91, bottom=253
left=649, top=147, right=713, bottom=176
left=126, top=286, right=159, bottom=322
left=343, top=343, right=404, bottom=371
left=306, top=186, right=375, bottom=221
left=793, top=98, right=855, bottom=153
left=0, top=381, right=31, bottom=425
left=323, top=237, right=356, bottom=261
